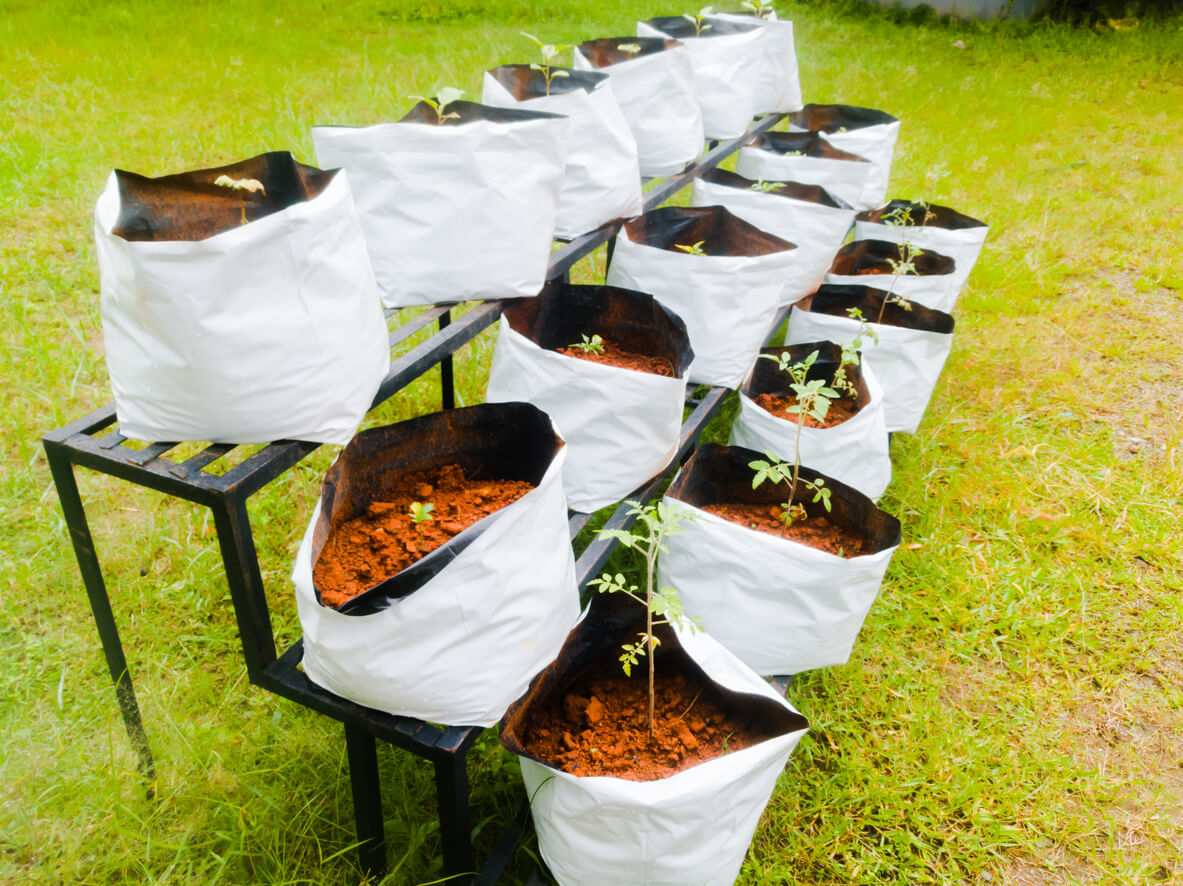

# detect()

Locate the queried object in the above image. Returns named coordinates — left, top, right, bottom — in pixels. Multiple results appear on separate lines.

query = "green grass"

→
left=2, top=1, right=1182, bottom=883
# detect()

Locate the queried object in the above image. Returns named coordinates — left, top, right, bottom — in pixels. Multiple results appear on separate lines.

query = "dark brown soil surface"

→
left=704, top=501, right=867, bottom=557
left=517, top=663, right=778, bottom=781
left=753, top=392, right=861, bottom=427
left=556, top=339, right=675, bottom=376
left=313, top=464, right=533, bottom=609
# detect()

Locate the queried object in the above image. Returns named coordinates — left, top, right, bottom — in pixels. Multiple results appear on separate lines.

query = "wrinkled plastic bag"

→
left=575, top=37, right=704, bottom=177
left=737, top=131, right=872, bottom=210
left=713, top=10, right=803, bottom=113
left=660, top=443, right=901, bottom=675
left=636, top=17, right=763, bottom=140
left=94, top=151, right=389, bottom=445
left=605, top=205, right=798, bottom=388
left=788, top=104, right=900, bottom=210
left=482, top=66, right=642, bottom=239
left=312, top=100, right=568, bottom=307
left=730, top=342, right=891, bottom=500
left=691, top=168, right=855, bottom=303
left=500, top=596, right=809, bottom=886
left=486, top=283, right=693, bottom=512
left=292, top=403, right=581, bottom=727
left=854, top=199, right=989, bottom=297
left=787, top=285, right=955, bottom=434
left=824, top=239, right=958, bottom=314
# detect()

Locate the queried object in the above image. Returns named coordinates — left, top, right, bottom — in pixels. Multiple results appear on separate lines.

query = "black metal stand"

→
left=43, top=112, right=788, bottom=884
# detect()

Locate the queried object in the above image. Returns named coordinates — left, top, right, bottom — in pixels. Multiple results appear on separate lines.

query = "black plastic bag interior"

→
left=502, top=281, right=695, bottom=377
left=666, top=442, right=902, bottom=553
left=641, top=15, right=760, bottom=38
left=499, top=591, right=807, bottom=766
left=788, top=103, right=899, bottom=133
left=577, top=36, right=682, bottom=67
left=112, top=152, right=334, bottom=242
left=807, top=284, right=956, bottom=334
left=857, top=199, right=987, bottom=231
left=399, top=98, right=565, bottom=127
left=744, top=341, right=872, bottom=412
left=311, top=402, right=564, bottom=616
left=700, top=167, right=851, bottom=210
left=486, top=64, right=608, bottom=100
left=620, top=205, right=795, bottom=257
left=830, top=239, right=955, bottom=278
left=747, top=131, right=869, bottom=163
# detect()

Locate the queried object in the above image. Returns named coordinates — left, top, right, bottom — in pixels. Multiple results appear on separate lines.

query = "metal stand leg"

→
left=439, top=309, right=455, bottom=410
left=434, top=751, right=475, bottom=883
left=209, top=496, right=277, bottom=680
left=44, top=446, right=156, bottom=783
left=345, top=723, right=387, bottom=880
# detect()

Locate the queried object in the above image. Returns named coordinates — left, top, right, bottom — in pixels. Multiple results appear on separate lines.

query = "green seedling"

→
left=521, top=32, right=570, bottom=95
left=684, top=6, right=714, bottom=36
left=589, top=500, right=698, bottom=737
left=749, top=179, right=786, bottom=193
left=831, top=307, right=878, bottom=397
left=617, top=42, right=643, bottom=55
left=875, top=208, right=923, bottom=322
left=741, top=0, right=775, bottom=18
left=408, top=501, right=434, bottom=532
left=570, top=333, right=605, bottom=355
left=674, top=240, right=708, bottom=256
left=213, top=175, right=265, bottom=226
left=409, top=86, right=465, bottom=124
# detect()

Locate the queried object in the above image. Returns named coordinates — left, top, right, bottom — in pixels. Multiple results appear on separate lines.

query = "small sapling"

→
left=570, top=333, right=605, bottom=355
left=617, top=42, right=643, bottom=56
left=749, top=179, right=785, bottom=193
left=521, top=32, right=570, bottom=95
left=409, top=87, right=465, bottom=124
left=589, top=500, right=698, bottom=737
left=408, top=501, right=435, bottom=533
left=674, top=240, right=708, bottom=256
left=684, top=6, right=715, bottom=36
left=741, top=0, right=775, bottom=17
left=213, top=175, right=265, bottom=226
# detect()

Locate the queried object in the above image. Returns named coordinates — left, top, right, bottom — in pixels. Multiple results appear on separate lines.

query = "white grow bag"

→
left=605, top=205, right=798, bottom=388
left=787, top=286, right=955, bottom=434
left=501, top=607, right=809, bottom=886
left=292, top=404, right=581, bottom=727
left=787, top=104, right=901, bottom=210
left=713, top=10, right=803, bottom=114
left=853, top=200, right=989, bottom=297
left=485, top=284, right=693, bottom=513
left=691, top=168, right=855, bottom=303
left=659, top=444, right=902, bottom=675
left=482, top=66, right=642, bottom=239
left=575, top=37, right=704, bottom=177
left=825, top=239, right=958, bottom=314
left=737, top=131, right=873, bottom=211
left=636, top=17, right=763, bottom=140
left=312, top=100, right=568, bottom=307
left=94, top=153, right=389, bottom=445
left=730, top=343, right=891, bottom=500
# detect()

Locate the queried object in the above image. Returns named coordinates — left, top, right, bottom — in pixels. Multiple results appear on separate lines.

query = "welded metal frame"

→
left=43, top=112, right=787, bottom=884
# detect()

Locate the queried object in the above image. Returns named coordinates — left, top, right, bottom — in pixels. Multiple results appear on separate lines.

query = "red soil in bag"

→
left=703, top=501, right=867, bottom=557
left=555, top=339, right=675, bottom=376
left=752, top=392, right=862, bottom=428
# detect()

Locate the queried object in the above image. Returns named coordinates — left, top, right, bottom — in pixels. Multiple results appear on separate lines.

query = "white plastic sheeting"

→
left=635, top=18, right=764, bottom=140
left=481, top=68, right=642, bottom=239
left=485, top=318, right=686, bottom=512
left=94, top=168, right=389, bottom=445
left=518, top=625, right=808, bottom=886
left=292, top=450, right=580, bottom=728
left=788, top=105, right=900, bottom=210
left=736, top=134, right=872, bottom=210
left=312, top=103, right=568, bottom=307
left=787, top=302, right=954, bottom=434
left=574, top=39, right=704, bottom=177
left=713, top=11, right=803, bottom=113
left=824, top=239, right=959, bottom=314
left=690, top=174, right=854, bottom=303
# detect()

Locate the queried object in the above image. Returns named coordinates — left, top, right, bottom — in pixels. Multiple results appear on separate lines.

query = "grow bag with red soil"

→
left=482, top=65, right=642, bottom=239
left=94, top=151, right=389, bottom=445
left=787, top=284, right=955, bottom=434
left=636, top=15, right=763, bottom=139
left=486, top=281, right=694, bottom=512
left=691, top=166, right=855, bottom=303
left=311, top=99, right=569, bottom=308
left=730, top=340, right=892, bottom=500
left=605, top=205, right=797, bottom=388
left=712, top=9, right=803, bottom=113
left=736, top=130, right=873, bottom=211
left=825, top=238, right=958, bottom=314
left=659, top=442, right=902, bottom=675
left=574, top=36, right=703, bottom=177
left=291, top=402, right=580, bottom=727
left=786, top=103, right=901, bottom=210
left=854, top=199, right=989, bottom=297
left=500, top=594, right=808, bottom=885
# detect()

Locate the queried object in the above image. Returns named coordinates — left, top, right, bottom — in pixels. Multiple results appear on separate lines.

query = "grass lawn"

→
left=2, top=0, right=1181, bottom=883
